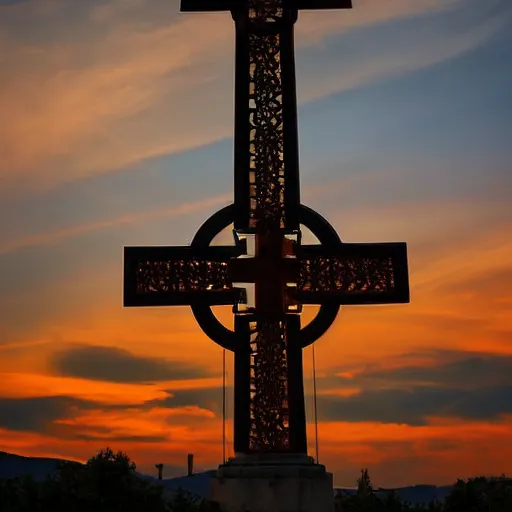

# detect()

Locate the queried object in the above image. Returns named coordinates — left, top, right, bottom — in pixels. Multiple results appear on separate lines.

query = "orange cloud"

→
left=318, top=388, right=362, bottom=397
left=2, top=416, right=511, bottom=487
left=319, top=418, right=512, bottom=445
left=0, top=194, right=231, bottom=255
left=54, top=405, right=216, bottom=439
left=0, top=372, right=222, bottom=405
left=316, top=417, right=512, bottom=485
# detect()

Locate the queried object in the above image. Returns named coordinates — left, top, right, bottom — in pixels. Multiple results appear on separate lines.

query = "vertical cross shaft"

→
left=233, top=0, right=301, bottom=453
left=180, top=0, right=353, bottom=455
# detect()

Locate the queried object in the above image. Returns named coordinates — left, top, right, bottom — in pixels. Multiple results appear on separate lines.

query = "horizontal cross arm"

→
left=295, top=242, right=409, bottom=305
left=124, top=245, right=246, bottom=307
left=180, top=0, right=351, bottom=12
left=180, top=0, right=231, bottom=11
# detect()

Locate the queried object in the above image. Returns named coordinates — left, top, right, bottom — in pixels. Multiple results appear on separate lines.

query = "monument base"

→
left=210, top=453, right=334, bottom=512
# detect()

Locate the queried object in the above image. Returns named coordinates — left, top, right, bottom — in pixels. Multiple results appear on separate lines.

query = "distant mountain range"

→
left=0, top=451, right=70, bottom=482
left=0, top=451, right=452, bottom=505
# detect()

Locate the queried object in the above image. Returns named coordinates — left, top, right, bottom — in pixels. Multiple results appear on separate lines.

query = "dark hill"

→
left=0, top=451, right=79, bottom=482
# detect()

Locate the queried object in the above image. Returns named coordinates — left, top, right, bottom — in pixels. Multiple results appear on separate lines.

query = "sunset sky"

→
left=1, top=0, right=511, bottom=488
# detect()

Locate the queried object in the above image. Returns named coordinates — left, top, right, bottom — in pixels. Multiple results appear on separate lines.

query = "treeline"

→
left=336, top=468, right=512, bottom=512
left=0, top=448, right=210, bottom=512
left=0, top=448, right=510, bottom=512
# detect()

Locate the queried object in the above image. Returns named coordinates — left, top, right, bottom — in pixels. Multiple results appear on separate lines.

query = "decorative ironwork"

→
left=298, top=256, right=394, bottom=294
left=249, top=318, right=290, bottom=451
left=137, top=259, right=231, bottom=295
left=124, top=245, right=246, bottom=307
left=244, top=0, right=292, bottom=450
left=296, top=242, right=409, bottom=305
left=247, top=0, right=286, bottom=228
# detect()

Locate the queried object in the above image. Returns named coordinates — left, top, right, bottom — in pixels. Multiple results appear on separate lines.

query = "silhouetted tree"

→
left=357, top=468, right=374, bottom=496
left=356, top=468, right=378, bottom=511
left=49, top=447, right=167, bottom=512
left=444, top=475, right=512, bottom=512
left=335, top=468, right=382, bottom=512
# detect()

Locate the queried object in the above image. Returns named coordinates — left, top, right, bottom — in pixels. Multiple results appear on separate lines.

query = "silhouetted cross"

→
left=123, top=0, right=410, bottom=455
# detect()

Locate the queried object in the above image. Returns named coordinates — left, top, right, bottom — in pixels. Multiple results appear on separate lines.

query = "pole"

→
left=222, top=348, right=226, bottom=464
left=312, top=344, right=319, bottom=464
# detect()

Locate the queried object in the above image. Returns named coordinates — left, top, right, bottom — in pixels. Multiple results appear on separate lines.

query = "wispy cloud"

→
left=0, top=0, right=487, bottom=194
left=0, top=171, right=370, bottom=255
left=0, top=371, right=221, bottom=404
left=298, top=8, right=503, bottom=104
left=0, top=194, right=230, bottom=255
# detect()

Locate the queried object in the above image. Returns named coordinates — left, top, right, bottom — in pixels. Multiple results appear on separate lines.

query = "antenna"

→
left=155, top=463, right=163, bottom=480
left=312, top=344, right=319, bottom=464
left=187, top=454, right=194, bottom=476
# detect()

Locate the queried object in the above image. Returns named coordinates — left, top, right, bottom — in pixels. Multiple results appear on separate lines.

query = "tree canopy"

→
left=0, top=448, right=510, bottom=512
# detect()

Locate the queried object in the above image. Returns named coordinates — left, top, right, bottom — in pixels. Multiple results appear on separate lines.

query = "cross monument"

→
left=123, top=0, right=409, bottom=510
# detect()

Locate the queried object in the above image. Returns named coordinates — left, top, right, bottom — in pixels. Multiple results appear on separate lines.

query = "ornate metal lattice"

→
left=245, top=0, right=292, bottom=451
left=136, top=259, right=232, bottom=294
left=248, top=0, right=286, bottom=228
left=297, top=256, right=396, bottom=295
left=249, top=318, right=290, bottom=451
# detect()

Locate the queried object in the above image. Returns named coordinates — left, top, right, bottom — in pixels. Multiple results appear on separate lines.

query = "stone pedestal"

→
left=210, top=454, right=334, bottom=512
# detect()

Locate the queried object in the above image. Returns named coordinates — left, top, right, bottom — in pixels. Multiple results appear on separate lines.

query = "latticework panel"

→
left=124, top=245, right=247, bottom=307
left=247, top=0, right=286, bottom=228
left=136, top=259, right=232, bottom=294
left=297, top=256, right=395, bottom=296
left=249, top=318, right=290, bottom=451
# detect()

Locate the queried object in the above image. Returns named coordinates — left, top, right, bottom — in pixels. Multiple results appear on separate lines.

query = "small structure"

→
left=187, top=454, right=194, bottom=477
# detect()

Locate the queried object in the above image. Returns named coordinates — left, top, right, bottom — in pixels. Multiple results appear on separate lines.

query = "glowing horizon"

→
left=0, top=0, right=511, bottom=487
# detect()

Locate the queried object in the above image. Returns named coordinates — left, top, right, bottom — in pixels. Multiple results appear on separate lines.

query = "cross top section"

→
left=181, top=0, right=352, bottom=13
